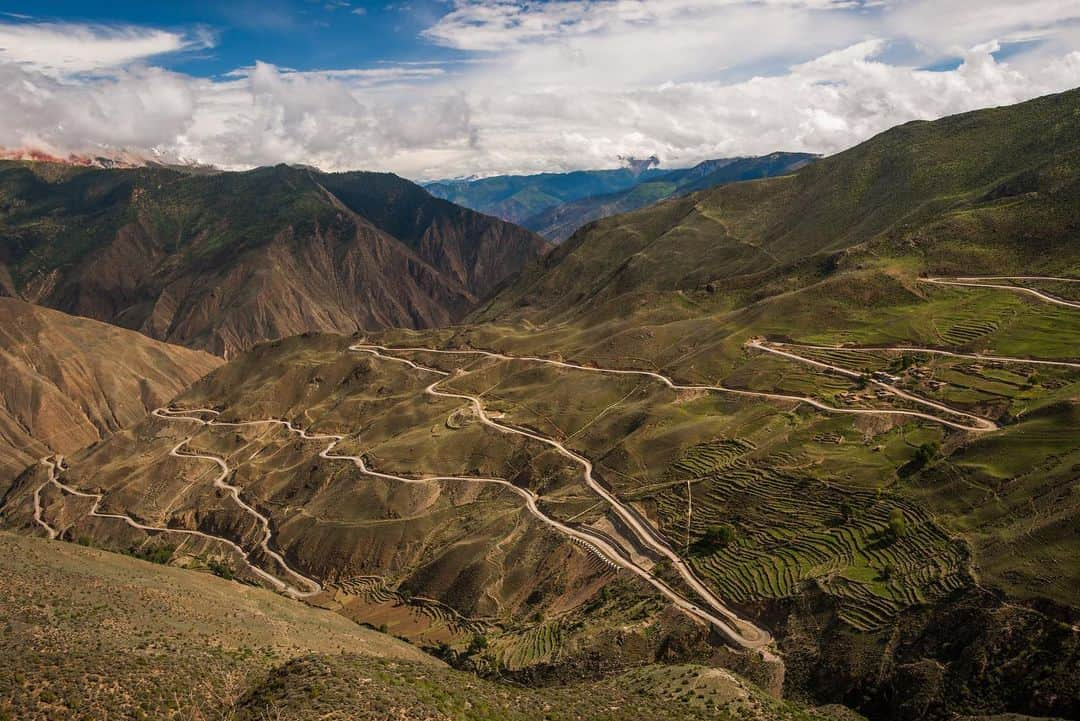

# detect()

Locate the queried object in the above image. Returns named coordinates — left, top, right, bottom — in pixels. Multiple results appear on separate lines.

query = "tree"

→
left=702, top=523, right=736, bottom=548
left=467, top=633, right=488, bottom=656
left=913, top=441, right=939, bottom=469
left=888, top=508, right=907, bottom=540
left=839, top=501, right=854, bottom=524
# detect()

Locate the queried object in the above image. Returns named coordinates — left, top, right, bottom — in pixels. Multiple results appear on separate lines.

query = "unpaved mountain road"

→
left=746, top=340, right=999, bottom=431
left=921, top=276, right=1080, bottom=309
left=33, top=455, right=309, bottom=594
left=760, top=342, right=1080, bottom=369
left=350, top=345, right=771, bottom=648
left=32, top=317, right=1037, bottom=649
left=356, top=342, right=998, bottom=433
left=35, top=396, right=771, bottom=647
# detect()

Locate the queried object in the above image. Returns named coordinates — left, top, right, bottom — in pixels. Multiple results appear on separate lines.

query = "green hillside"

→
left=521, top=153, right=817, bottom=242
left=478, top=88, right=1080, bottom=327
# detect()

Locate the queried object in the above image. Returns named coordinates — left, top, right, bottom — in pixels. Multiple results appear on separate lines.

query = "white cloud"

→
left=0, top=3, right=1078, bottom=178
left=422, top=0, right=868, bottom=52
left=0, top=22, right=213, bottom=75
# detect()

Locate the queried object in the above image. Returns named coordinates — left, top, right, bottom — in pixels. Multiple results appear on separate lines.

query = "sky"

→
left=0, top=1, right=1079, bottom=180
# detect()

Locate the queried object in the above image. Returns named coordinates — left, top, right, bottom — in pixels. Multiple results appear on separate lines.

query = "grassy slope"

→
left=0, top=531, right=849, bottom=721
left=459, top=90, right=1080, bottom=611
left=0, top=530, right=435, bottom=720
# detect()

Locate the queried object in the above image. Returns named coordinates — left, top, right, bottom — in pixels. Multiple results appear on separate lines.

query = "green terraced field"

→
left=654, top=441, right=971, bottom=631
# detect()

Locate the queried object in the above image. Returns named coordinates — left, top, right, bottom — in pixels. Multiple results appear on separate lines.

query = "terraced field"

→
left=937, top=318, right=1000, bottom=346
left=493, top=621, right=563, bottom=670
left=671, top=439, right=757, bottom=479
left=328, top=575, right=493, bottom=636
left=654, top=441, right=971, bottom=631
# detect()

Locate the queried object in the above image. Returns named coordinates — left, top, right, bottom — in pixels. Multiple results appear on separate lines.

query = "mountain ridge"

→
left=520, top=152, right=818, bottom=242
left=0, top=162, right=549, bottom=356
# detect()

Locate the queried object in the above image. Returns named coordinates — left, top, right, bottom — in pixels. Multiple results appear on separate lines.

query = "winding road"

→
left=35, top=317, right=1044, bottom=648
left=26, top=271, right=1079, bottom=656
left=32, top=455, right=314, bottom=596
left=746, top=340, right=999, bottom=431
left=354, top=341, right=998, bottom=433
left=153, top=402, right=771, bottom=647
left=760, top=341, right=1080, bottom=369
left=921, top=276, right=1080, bottom=309
left=349, top=344, right=771, bottom=647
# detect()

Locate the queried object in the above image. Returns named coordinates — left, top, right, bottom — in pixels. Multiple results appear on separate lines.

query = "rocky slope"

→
left=0, top=162, right=548, bottom=356
left=0, top=298, right=220, bottom=482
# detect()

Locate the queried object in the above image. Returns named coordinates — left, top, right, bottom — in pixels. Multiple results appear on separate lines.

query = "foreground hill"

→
left=0, top=298, right=220, bottom=482
left=521, top=153, right=816, bottom=242
left=0, top=532, right=844, bottom=721
left=0, top=162, right=548, bottom=356
left=0, top=530, right=434, bottom=720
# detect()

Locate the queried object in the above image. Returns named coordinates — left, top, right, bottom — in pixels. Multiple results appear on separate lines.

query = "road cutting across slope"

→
left=921, top=276, right=1080, bottom=309
left=32, top=456, right=311, bottom=595
left=156, top=403, right=771, bottom=647
left=759, top=342, right=1080, bottom=369
left=350, top=344, right=771, bottom=647
left=353, top=342, right=997, bottom=433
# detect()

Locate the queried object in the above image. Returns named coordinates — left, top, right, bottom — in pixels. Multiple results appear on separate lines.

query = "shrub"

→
left=888, top=509, right=908, bottom=540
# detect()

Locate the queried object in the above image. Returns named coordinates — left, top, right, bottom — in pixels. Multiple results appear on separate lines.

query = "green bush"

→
left=888, top=509, right=908, bottom=540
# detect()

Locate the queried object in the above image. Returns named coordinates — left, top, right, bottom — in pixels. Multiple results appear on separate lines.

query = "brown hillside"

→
left=0, top=298, right=221, bottom=482
left=0, top=163, right=549, bottom=356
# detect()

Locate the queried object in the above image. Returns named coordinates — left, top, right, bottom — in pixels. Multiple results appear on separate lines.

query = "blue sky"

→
left=0, top=1, right=463, bottom=76
left=0, top=1, right=1078, bottom=179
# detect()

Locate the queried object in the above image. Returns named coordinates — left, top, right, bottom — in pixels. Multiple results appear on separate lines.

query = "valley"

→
left=1, top=86, right=1078, bottom=721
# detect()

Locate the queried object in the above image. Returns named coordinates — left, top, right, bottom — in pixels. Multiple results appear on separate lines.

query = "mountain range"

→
left=426, top=153, right=816, bottom=242
left=1, top=89, right=1078, bottom=721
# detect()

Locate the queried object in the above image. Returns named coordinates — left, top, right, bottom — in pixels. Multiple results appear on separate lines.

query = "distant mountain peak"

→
left=0, top=146, right=218, bottom=173
left=618, top=154, right=661, bottom=176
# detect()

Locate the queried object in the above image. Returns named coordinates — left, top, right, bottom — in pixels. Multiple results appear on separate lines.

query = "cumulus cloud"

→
left=0, top=2, right=1078, bottom=178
